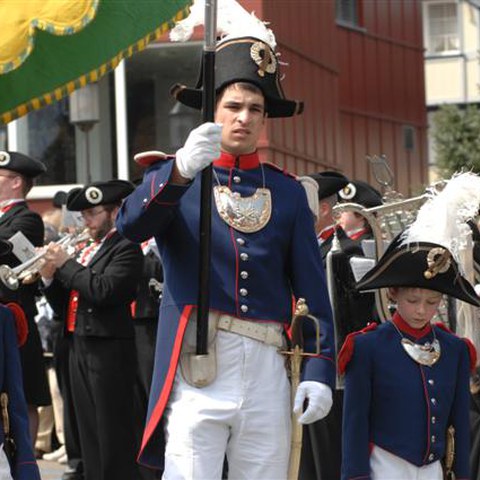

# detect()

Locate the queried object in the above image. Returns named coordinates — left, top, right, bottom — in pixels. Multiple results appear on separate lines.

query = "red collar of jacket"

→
left=213, top=151, right=260, bottom=170
left=392, top=312, right=432, bottom=339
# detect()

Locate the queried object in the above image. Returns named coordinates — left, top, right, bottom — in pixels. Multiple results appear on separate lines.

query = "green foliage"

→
left=432, top=104, right=480, bottom=175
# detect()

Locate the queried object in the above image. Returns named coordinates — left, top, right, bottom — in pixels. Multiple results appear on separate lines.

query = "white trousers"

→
left=371, top=445, right=442, bottom=480
left=163, top=328, right=291, bottom=480
left=0, top=445, right=12, bottom=480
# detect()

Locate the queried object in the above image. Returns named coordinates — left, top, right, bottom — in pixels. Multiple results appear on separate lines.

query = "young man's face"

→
left=214, top=84, right=266, bottom=156
left=388, top=287, right=442, bottom=329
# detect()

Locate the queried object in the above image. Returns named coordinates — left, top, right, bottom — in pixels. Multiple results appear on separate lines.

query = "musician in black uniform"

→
left=337, top=179, right=383, bottom=243
left=40, top=180, right=143, bottom=480
left=307, top=171, right=361, bottom=262
left=300, top=173, right=376, bottom=480
left=0, top=151, right=51, bottom=444
left=47, top=189, right=84, bottom=480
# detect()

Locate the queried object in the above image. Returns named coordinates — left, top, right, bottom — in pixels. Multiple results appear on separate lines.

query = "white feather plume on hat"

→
left=400, top=172, right=480, bottom=270
left=169, top=0, right=276, bottom=49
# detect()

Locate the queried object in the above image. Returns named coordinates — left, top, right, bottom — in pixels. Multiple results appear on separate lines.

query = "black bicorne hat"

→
left=66, top=180, right=135, bottom=211
left=356, top=234, right=480, bottom=307
left=0, top=151, right=46, bottom=178
left=308, top=171, right=349, bottom=201
left=339, top=180, right=383, bottom=208
left=171, top=37, right=303, bottom=118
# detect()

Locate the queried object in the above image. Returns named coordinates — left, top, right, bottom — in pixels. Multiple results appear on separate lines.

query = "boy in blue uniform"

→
left=116, top=10, right=336, bottom=480
left=339, top=173, right=480, bottom=480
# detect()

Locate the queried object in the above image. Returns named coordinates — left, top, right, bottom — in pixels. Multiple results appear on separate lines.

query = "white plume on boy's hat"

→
left=169, top=0, right=276, bottom=49
left=400, top=172, right=480, bottom=269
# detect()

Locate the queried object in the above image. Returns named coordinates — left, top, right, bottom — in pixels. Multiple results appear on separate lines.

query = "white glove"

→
left=293, top=381, right=333, bottom=424
left=175, top=122, right=222, bottom=180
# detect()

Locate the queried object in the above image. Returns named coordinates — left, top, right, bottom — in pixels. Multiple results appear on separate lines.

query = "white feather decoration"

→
left=400, top=172, right=480, bottom=268
left=169, top=0, right=276, bottom=49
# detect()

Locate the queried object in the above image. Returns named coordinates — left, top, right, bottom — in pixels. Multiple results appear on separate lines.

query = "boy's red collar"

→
left=392, top=312, right=432, bottom=339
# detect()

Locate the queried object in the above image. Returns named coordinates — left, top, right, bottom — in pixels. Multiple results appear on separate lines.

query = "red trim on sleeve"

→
left=5, top=302, right=28, bottom=347
left=338, top=323, right=377, bottom=375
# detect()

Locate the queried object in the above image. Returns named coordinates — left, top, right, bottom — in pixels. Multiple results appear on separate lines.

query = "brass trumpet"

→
left=0, top=229, right=90, bottom=290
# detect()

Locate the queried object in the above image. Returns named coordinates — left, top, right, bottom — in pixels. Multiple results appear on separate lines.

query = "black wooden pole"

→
left=196, top=0, right=217, bottom=355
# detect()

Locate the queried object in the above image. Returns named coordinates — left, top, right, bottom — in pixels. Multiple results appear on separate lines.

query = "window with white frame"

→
left=425, top=2, right=459, bottom=55
left=336, top=0, right=360, bottom=27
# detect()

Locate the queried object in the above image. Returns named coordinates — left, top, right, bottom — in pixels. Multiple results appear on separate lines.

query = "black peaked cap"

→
left=0, top=151, right=46, bottom=178
left=308, top=171, right=349, bottom=201
left=66, top=180, right=135, bottom=211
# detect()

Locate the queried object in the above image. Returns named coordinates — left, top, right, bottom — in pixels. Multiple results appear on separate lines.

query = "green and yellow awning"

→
left=0, top=0, right=192, bottom=125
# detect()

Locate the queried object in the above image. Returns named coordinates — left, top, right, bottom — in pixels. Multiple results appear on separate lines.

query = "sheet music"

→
left=9, top=231, right=36, bottom=263
left=349, top=256, right=376, bottom=282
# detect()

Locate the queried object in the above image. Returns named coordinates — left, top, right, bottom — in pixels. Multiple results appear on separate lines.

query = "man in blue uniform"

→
left=0, top=239, right=41, bottom=480
left=116, top=25, right=336, bottom=480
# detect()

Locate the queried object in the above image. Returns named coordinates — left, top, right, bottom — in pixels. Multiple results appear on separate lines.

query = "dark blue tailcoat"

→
left=116, top=154, right=336, bottom=469
left=342, top=318, right=472, bottom=480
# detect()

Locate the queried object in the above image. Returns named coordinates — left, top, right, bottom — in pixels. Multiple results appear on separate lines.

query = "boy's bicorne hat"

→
left=0, top=151, right=46, bottom=178
left=169, top=0, right=303, bottom=118
left=339, top=180, right=383, bottom=208
left=66, top=180, right=135, bottom=211
left=357, top=172, right=480, bottom=307
left=356, top=234, right=480, bottom=306
left=308, top=171, right=349, bottom=201
left=171, top=37, right=303, bottom=118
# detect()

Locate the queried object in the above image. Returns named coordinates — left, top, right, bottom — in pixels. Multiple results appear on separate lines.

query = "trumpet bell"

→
left=0, top=265, right=19, bottom=290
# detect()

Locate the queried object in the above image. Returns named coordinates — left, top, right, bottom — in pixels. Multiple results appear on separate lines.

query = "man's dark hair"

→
left=216, top=82, right=266, bottom=110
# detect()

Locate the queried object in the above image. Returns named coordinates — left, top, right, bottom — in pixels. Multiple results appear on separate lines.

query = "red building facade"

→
left=250, top=0, right=427, bottom=195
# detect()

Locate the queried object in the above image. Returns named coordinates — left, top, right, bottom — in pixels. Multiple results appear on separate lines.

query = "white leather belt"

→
left=216, top=314, right=284, bottom=348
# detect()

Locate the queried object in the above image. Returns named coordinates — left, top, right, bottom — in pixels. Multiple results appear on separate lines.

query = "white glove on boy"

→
left=293, top=381, right=333, bottom=424
left=175, top=122, right=222, bottom=180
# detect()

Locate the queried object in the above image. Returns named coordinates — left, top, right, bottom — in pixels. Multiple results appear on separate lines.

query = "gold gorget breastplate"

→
left=400, top=338, right=441, bottom=366
left=213, top=185, right=272, bottom=233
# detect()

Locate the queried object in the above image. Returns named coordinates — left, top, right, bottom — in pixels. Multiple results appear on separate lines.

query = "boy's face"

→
left=388, top=287, right=442, bottom=329
left=214, top=84, right=266, bottom=156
